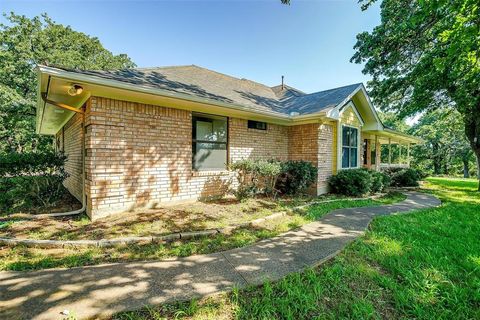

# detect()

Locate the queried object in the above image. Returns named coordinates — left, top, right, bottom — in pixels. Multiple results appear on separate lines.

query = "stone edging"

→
left=0, top=193, right=386, bottom=249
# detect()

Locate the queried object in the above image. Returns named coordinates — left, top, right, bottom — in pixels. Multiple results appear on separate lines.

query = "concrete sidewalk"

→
left=0, top=192, right=440, bottom=320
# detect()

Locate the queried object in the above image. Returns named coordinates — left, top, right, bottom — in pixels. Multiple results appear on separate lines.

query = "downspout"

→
left=33, top=92, right=87, bottom=219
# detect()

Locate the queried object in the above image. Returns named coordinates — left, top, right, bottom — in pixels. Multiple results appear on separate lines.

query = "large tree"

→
left=410, top=108, right=474, bottom=177
left=0, top=13, right=135, bottom=153
left=351, top=0, right=480, bottom=189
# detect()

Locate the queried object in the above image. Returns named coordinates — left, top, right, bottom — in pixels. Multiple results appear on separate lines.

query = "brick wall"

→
left=288, top=123, right=334, bottom=194
left=317, top=123, right=334, bottom=193
left=56, top=112, right=83, bottom=202
left=230, top=118, right=289, bottom=162
left=288, top=123, right=319, bottom=164
left=83, top=97, right=289, bottom=219
left=56, top=96, right=341, bottom=219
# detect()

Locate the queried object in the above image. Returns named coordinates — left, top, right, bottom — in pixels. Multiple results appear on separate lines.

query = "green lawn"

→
left=0, top=193, right=404, bottom=271
left=115, top=177, right=480, bottom=320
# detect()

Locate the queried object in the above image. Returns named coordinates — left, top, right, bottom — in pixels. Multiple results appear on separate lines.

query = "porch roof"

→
left=363, top=127, right=423, bottom=145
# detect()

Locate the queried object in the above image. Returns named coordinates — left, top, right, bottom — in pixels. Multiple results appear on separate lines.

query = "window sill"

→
left=192, top=170, right=231, bottom=177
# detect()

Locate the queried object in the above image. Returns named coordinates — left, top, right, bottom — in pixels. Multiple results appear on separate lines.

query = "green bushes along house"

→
left=0, top=152, right=68, bottom=213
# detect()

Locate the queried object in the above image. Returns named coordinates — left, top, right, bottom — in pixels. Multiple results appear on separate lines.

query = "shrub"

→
left=385, top=168, right=421, bottom=187
left=229, top=159, right=282, bottom=199
left=276, top=160, right=317, bottom=195
left=0, top=152, right=66, bottom=177
left=0, top=152, right=68, bottom=213
left=368, top=170, right=391, bottom=193
left=328, top=169, right=373, bottom=197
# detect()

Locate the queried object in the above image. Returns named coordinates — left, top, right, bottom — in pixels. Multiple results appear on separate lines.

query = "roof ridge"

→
left=306, top=83, right=363, bottom=96
left=134, top=64, right=195, bottom=71
left=187, top=65, right=278, bottom=92
left=271, top=84, right=306, bottom=94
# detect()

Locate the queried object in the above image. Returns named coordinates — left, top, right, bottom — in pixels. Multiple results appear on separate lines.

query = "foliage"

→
left=328, top=169, right=373, bottom=197
left=116, top=177, right=479, bottom=319
left=276, top=160, right=317, bottom=195
left=0, top=13, right=135, bottom=153
left=229, top=159, right=282, bottom=199
left=378, top=111, right=409, bottom=133
left=0, top=151, right=66, bottom=176
left=383, top=168, right=421, bottom=187
left=409, top=107, right=475, bottom=177
left=230, top=159, right=318, bottom=199
left=369, top=169, right=391, bottom=193
left=352, top=0, right=480, bottom=188
left=0, top=152, right=68, bottom=213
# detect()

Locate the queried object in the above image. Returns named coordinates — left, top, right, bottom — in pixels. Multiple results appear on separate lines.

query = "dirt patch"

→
left=0, top=195, right=315, bottom=241
left=0, top=191, right=82, bottom=217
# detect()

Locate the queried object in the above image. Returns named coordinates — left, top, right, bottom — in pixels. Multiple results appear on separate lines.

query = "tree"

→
left=0, top=13, right=135, bottom=153
left=351, top=0, right=480, bottom=189
left=378, top=111, right=409, bottom=132
left=410, top=108, right=474, bottom=177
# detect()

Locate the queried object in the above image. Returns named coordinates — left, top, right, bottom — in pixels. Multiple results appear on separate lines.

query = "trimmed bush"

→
left=384, top=168, right=421, bottom=187
left=368, top=170, right=391, bottom=193
left=229, top=159, right=282, bottom=199
left=276, top=160, right=317, bottom=195
left=328, top=169, right=373, bottom=197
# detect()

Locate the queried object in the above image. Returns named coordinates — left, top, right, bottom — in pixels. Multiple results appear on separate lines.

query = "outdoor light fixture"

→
left=67, top=84, right=83, bottom=96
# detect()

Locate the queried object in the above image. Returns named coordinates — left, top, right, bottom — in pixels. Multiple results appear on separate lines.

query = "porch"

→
left=362, top=128, right=421, bottom=171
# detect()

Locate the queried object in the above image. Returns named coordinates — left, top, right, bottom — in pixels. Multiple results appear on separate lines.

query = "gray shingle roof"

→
left=52, top=65, right=362, bottom=116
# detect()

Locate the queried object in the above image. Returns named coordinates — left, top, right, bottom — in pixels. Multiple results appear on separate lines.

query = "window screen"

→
left=192, top=114, right=228, bottom=170
left=341, top=126, right=358, bottom=168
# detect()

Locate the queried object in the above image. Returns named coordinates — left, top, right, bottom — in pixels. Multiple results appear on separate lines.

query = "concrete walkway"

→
left=0, top=192, right=440, bottom=320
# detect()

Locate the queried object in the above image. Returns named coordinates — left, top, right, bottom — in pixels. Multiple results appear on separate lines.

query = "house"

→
left=36, top=65, right=421, bottom=220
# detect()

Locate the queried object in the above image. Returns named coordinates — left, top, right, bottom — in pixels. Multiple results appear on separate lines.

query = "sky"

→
left=1, top=0, right=381, bottom=94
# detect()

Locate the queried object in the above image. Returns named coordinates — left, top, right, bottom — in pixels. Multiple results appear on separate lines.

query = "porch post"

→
left=407, top=143, right=411, bottom=167
left=399, top=143, right=402, bottom=164
left=375, top=135, right=381, bottom=171
left=388, top=138, right=392, bottom=167
left=366, top=139, right=372, bottom=168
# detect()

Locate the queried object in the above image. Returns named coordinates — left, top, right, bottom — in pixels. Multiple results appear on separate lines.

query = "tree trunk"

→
left=463, top=159, right=470, bottom=178
left=476, top=153, right=480, bottom=189
left=464, top=102, right=480, bottom=191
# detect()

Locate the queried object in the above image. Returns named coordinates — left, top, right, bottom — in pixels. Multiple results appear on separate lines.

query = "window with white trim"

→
left=341, top=126, right=358, bottom=168
left=192, top=113, right=228, bottom=171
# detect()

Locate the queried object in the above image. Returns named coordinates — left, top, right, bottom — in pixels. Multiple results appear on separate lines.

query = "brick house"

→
left=36, top=65, right=420, bottom=220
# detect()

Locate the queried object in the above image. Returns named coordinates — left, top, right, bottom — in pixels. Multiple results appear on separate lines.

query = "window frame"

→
left=192, top=113, right=229, bottom=171
left=341, top=125, right=359, bottom=169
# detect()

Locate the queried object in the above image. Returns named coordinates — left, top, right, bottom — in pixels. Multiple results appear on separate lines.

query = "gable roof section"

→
left=44, top=64, right=361, bottom=116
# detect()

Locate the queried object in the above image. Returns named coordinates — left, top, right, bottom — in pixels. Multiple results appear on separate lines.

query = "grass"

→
left=0, top=193, right=362, bottom=241
left=114, top=177, right=480, bottom=320
left=0, top=192, right=404, bottom=271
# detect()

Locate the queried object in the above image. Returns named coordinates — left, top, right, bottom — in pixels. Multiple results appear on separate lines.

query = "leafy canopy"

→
left=351, top=0, right=480, bottom=184
left=410, top=108, right=474, bottom=176
left=352, top=0, right=479, bottom=117
left=0, top=13, right=135, bottom=153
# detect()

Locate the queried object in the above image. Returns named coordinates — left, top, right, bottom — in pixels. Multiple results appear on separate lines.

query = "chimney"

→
left=281, top=75, right=285, bottom=90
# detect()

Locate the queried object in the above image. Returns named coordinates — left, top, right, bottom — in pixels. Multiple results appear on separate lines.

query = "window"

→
left=341, top=126, right=358, bottom=168
left=192, top=113, right=228, bottom=170
left=248, top=120, right=267, bottom=130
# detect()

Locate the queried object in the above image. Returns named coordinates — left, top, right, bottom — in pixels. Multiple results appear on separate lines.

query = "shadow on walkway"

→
left=0, top=192, right=441, bottom=320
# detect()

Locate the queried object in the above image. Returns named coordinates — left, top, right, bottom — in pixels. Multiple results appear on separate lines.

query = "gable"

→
left=339, top=103, right=363, bottom=127
left=327, top=84, right=383, bottom=131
